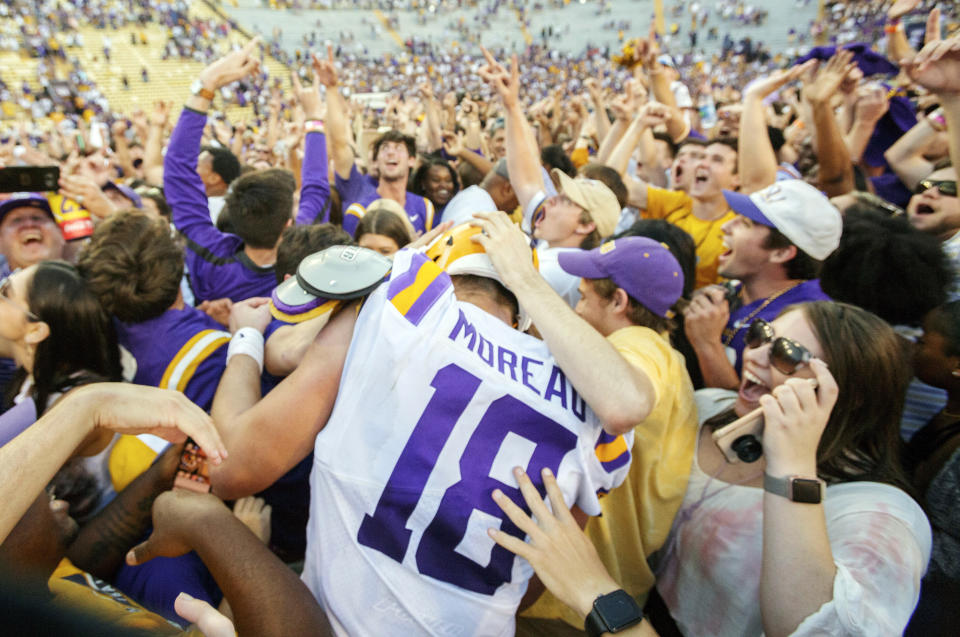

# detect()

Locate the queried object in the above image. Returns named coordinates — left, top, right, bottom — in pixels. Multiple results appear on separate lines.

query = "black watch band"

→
left=585, top=590, right=643, bottom=636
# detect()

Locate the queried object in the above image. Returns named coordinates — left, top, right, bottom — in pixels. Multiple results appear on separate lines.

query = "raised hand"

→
left=292, top=70, right=323, bottom=121
left=802, top=49, right=857, bottom=105
left=682, top=286, right=729, bottom=349
left=311, top=44, right=339, bottom=88
left=853, top=84, right=890, bottom=124
left=149, top=100, right=171, bottom=128
left=888, top=0, right=921, bottom=21
left=199, top=37, right=261, bottom=90
left=902, top=9, right=960, bottom=95
left=442, top=130, right=464, bottom=156
left=744, top=59, right=817, bottom=102
left=479, top=47, right=520, bottom=109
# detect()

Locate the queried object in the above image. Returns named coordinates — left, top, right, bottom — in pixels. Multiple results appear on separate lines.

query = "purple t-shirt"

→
left=116, top=307, right=230, bottom=411
left=723, top=279, right=830, bottom=376
left=335, top=164, right=435, bottom=236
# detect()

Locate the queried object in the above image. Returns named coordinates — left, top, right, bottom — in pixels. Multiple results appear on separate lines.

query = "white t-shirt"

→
left=524, top=190, right=585, bottom=308
left=942, top=229, right=960, bottom=302
left=302, top=248, right=633, bottom=637
left=440, top=185, right=497, bottom=227
left=655, top=389, right=932, bottom=637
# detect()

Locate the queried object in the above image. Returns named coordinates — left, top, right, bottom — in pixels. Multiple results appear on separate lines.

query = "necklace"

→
left=722, top=281, right=804, bottom=346
left=939, top=408, right=960, bottom=419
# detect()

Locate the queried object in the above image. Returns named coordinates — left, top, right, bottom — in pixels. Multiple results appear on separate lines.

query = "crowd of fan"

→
left=2, top=0, right=960, bottom=636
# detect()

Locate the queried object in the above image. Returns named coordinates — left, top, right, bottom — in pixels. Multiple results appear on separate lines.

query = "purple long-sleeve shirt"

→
left=295, top=128, right=332, bottom=225
left=165, top=109, right=332, bottom=302
left=165, top=107, right=274, bottom=302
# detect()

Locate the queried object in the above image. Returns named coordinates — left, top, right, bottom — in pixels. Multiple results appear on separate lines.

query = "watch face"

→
left=791, top=478, right=823, bottom=503
left=595, top=590, right=643, bottom=630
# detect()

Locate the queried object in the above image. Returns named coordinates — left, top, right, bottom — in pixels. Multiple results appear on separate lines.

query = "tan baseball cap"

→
left=551, top=168, right=620, bottom=239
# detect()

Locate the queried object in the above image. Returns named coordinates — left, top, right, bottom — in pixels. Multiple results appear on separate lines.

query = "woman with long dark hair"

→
left=0, top=261, right=122, bottom=451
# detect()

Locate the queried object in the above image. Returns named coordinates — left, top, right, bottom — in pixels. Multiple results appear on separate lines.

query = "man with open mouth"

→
left=0, top=193, right=65, bottom=279
left=683, top=179, right=841, bottom=390
left=906, top=166, right=960, bottom=301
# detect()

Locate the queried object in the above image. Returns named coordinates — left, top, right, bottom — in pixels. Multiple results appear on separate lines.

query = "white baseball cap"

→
left=722, top=180, right=842, bottom=260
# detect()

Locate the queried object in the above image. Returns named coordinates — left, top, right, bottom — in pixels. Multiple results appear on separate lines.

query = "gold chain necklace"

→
left=722, top=281, right=804, bottom=346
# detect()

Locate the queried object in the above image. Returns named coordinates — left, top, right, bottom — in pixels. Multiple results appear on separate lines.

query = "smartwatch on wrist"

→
left=585, top=589, right=643, bottom=637
left=190, top=79, right=216, bottom=101
left=763, top=473, right=825, bottom=504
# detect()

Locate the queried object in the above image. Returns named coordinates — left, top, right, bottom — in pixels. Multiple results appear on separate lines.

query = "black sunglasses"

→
left=744, top=318, right=813, bottom=375
left=915, top=179, right=958, bottom=197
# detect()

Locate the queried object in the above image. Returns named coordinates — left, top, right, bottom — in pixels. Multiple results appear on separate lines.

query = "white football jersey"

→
left=302, top=249, right=633, bottom=637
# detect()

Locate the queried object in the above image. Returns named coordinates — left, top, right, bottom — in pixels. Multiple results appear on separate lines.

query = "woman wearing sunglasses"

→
left=0, top=262, right=122, bottom=455
left=652, top=301, right=930, bottom=637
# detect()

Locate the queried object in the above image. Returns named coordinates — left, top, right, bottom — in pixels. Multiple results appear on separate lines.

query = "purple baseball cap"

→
left=104, top=182, right=143, bottom=209
left=558, top=237, right=684, bottom=318
left=0, top=192, right=54, bottom=225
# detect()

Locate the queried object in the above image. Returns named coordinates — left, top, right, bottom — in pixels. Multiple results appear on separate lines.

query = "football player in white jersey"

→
left=206, top=216, right=673, bottom=635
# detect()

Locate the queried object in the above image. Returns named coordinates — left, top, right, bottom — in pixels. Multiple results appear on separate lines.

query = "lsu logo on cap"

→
left=600, top=240, right=616, bottom=254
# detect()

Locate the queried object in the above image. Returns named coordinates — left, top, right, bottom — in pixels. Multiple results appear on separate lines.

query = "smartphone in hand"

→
left=712, top=378, right=818, bottom=463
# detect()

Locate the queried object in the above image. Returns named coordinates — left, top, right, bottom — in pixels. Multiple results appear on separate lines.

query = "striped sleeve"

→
left=269, top=298, right=341, bottom=324
left=159, top=329, right=231, bottom=392
left=386, top=250, right=452, bottom=326
left=594, top=430, right=631, bottom=473
left=342, top=202, right=366, bottom=236
left=423, top=196, right=436, bottom=232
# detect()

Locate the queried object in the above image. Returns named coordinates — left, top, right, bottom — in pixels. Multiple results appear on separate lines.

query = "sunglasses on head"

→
left=744, top=318, right=813, bottom=375
left=915, top=179, right=958, bottom=197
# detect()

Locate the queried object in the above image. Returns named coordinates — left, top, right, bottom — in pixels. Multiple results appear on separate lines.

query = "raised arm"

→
left=141, top=101, right=169, bottom=186
left=585, top=79, right=611, bottom=143
left=292, top=73, right=331, bottom=225
left=419, top=81, right=444, bottom=153
left=443, top=131, right=494, bottom=177
left=803, top=52, right=857, bottom=197
left=479, top=48, right=545, bottom=212
left=886, top=0, right=922, bottom=63
left=168, top=39, right=261, bottom=249
left=595, top=85, right=639, bottom=165
left=313, top=45, right=355, bottom=180
left=739, top=62, right=815, bottom=193
left=884, top=108, right=944, bottom=190
left=604, top=103, right=666, bottom=210
left=474, top=212, right=655, bottom=435
left=843, top=85, right=889, bottom=164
